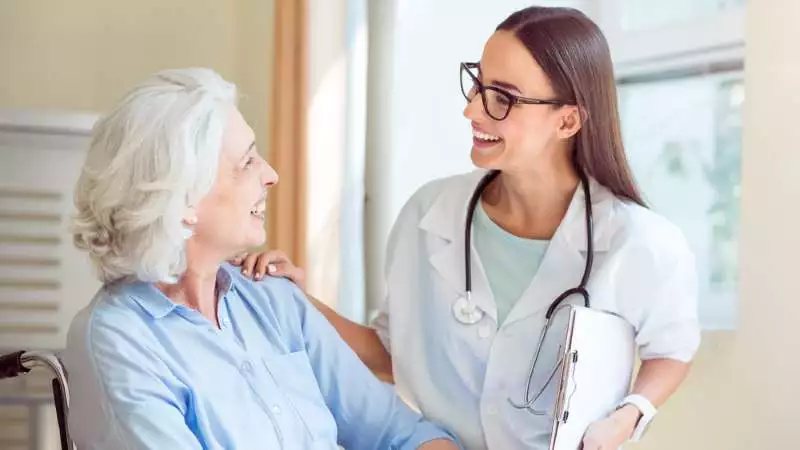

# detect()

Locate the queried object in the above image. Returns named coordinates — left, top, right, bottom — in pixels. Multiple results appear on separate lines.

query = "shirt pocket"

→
left=262, top=351, right=338, bottom=443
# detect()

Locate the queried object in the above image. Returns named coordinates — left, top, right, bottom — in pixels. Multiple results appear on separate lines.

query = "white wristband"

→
left=618, top=394, right=657, bottom=442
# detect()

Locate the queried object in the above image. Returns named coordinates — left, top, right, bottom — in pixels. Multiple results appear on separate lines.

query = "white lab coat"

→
left=371, top=170, right=700, bottom=450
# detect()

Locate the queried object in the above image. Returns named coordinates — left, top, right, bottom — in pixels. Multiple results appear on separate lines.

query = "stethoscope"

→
left=452, top=168, right=594, bottom=415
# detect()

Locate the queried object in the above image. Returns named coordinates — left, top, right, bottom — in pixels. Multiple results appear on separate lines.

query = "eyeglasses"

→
left=460, top=62, right=570, bottom=121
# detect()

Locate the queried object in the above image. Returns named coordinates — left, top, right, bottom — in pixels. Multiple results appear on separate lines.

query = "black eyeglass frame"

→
left=460, top=62, right=574, bottom=120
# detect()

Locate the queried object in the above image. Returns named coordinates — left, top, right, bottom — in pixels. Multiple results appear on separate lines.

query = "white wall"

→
left=0, top=0, right=275, bottom=162
left=305, top=0, right=368, bottom=321
left=364, top=0, right=588, bottom=313
left=640, top=0, right=800, bottom=447
left=735, top=0, right=800, bottom=444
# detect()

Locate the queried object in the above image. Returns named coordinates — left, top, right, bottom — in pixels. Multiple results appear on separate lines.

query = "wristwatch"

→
left=617, top=394, right=657, bottom=442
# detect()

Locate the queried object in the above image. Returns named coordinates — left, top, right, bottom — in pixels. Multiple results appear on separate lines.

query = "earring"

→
left=182, top=227, right=193, bottom=240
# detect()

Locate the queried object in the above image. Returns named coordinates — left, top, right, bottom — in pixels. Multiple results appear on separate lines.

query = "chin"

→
left=246, top=232, right=266, bottom=249
left=471, top=148, right=506, bottom=171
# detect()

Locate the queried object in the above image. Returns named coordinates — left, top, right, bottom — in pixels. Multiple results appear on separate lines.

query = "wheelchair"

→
left=0, top=350, right=72, bottom=450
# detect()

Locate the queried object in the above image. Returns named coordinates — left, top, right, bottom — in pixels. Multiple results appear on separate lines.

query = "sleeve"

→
left=367, top=178, right=440, bottom=354
left=65, top=310, right=202, bottom=450
left=367, top=199, right=404, bottom=354
left=291, top=285, right=460, bottom=450
left=633, top=234, right=701, bottom=363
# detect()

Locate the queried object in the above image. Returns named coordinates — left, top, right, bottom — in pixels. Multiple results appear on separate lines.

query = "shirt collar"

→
left=126, top=265, right=236, bottom=319
left=418, top=170, right=616, bottom=252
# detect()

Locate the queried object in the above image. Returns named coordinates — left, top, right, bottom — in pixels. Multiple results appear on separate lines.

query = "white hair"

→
left=72, top=68, right=237, bottom=284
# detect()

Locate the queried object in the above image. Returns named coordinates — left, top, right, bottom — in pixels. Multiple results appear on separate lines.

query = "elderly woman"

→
left=64, top=68, right=459, bottom=450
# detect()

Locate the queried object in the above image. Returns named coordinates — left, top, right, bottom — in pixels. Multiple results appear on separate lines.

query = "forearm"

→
left=631, top=358, right=691, bottom=406
left=305, top=293, right=394, bottom=381
left=615, top=358, right=691, bottom=426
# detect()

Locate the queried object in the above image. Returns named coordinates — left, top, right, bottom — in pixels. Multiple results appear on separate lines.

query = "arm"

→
left=583, top=237, right=700, bottom=449
left=288, top=284, right=459, bottom=450
left=306, top=292, right=394, bottom=382
left=235, top=249, right=393, bottom=380
left=65, top=312, right=202, bottom=449
left=614, top=358, right=691, bottom=426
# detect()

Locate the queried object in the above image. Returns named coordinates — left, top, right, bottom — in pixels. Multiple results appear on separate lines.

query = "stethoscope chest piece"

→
left=452, top=294, right=484, bottom=324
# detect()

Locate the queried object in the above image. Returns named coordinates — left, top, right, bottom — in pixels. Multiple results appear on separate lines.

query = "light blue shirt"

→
left=473, top=203, right=550, bottom=326
left=64, top=264, right=457, bottom=450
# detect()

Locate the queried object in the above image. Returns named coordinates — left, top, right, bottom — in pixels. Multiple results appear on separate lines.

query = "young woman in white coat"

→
left=236, top=6, right=700, bottom=449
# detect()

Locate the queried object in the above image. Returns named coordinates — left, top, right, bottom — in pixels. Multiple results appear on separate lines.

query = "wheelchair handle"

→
left=0, top=350, right=31, bottom=379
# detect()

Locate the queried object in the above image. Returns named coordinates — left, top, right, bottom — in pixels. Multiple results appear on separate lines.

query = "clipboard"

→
left=545, top=305, right=636, bottom=449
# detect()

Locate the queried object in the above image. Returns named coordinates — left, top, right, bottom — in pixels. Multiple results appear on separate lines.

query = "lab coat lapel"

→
left=419, top=171, right=498, bottom=323
left=502, top=178, right=615, bottom=327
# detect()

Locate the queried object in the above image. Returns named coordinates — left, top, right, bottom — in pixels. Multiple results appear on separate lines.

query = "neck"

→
left=156, top=241, right=225, bottom=327
left=482, top=155, right=579, bottom=240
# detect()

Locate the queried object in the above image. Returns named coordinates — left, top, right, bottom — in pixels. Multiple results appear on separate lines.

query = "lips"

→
left=250, top=193, right=267, bottom=220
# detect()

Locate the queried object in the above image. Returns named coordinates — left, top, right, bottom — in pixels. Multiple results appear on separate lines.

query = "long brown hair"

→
left=497, top=6, right=646, bottom=206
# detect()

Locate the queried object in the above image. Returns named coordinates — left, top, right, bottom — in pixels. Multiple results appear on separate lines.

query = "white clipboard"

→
left=546, top=305, right=636, bottom=450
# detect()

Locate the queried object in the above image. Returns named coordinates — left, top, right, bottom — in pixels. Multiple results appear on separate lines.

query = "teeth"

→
left=473, top=129, right=502, bottom=141
left=251, top=198, right=267, bottom=219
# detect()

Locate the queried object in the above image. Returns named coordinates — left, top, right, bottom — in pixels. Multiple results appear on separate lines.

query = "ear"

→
left=557, top=106, right=584, bottom=140
left=182, top=206, right=198, bottom=226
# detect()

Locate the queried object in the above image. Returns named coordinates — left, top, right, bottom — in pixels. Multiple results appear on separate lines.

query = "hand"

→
left=229, top=249, right=306, bottom=291
left=581, top=405, right=639, bottom=450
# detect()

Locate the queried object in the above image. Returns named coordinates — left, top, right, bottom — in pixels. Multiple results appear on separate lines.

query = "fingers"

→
left=228, top=252, right=248, bottom=266
left=253, top=250, right=288, bottom=280
left=262, top=261, right=306, bottom=291
left=257, top=261, right=306, bottom=290
left=235, top=249, right=305, bottom=290
left=241, top=252, right=261, bottom=277
left=239, top=249, right=291, bottom=278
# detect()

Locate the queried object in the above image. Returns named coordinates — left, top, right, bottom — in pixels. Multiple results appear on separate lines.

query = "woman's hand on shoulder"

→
left=229, top=249, right=306, bottom=291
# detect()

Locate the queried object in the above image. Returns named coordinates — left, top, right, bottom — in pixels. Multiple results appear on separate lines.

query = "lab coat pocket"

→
left=262, top=351, right=337, bottom=442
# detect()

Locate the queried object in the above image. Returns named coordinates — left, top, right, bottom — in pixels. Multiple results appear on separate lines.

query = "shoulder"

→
left=64, top=284, right=165, bottom=383
left=610, top=199, right=694, bottom=270
left=388, top=170, right=485, bottom=244
left=66, top=284, right=154, bottom=356
left=63, top=285, right=163, bottom=445
left=398, top=170, right=485, bottom=220
left=223, top=263, right=309, bottom=337
left=224, top=262, right=303, bottom=314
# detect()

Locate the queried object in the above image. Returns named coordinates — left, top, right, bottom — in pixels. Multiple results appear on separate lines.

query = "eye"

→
left=243, top=156, right=255, bottom=169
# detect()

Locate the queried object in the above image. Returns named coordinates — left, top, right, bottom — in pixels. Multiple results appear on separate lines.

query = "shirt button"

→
left=272, top=405, right=281, bottom=415
left=478, top=325, right=492, bottom=339
left=241, top=361, right=254, bottom=373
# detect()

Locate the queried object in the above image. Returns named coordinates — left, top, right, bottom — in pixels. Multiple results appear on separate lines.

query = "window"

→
left=618, top=0, right=746, bottom=32
left=593, top=0, right=746, bottom=330
left=619, top=72, right=743, bottom=330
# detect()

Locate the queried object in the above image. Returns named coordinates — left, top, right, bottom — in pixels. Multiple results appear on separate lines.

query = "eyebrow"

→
left=239, top=141, right=256, bottom=161
left=475, top=63, right=523, bottom=94
left=488, top=79, right=522, bottom=94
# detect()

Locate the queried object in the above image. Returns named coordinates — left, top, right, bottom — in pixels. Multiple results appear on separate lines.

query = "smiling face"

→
left=463, top=30, right=581, bottom=173
left=190, top=106, right=278, bottom=257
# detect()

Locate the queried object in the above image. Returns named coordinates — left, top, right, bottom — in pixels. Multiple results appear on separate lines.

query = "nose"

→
left=261, top=159, right=279, bottom=187
left=463, top=94, right=485, bottom=121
